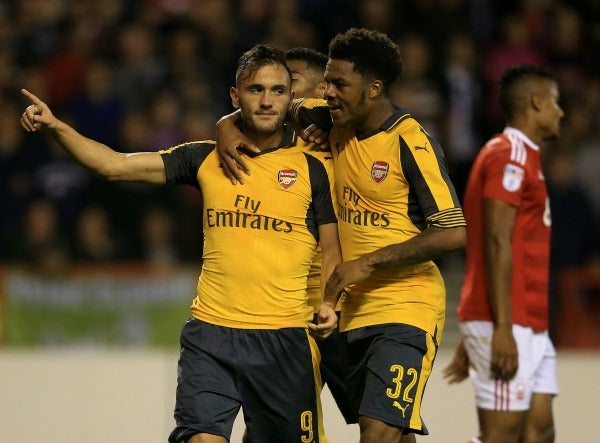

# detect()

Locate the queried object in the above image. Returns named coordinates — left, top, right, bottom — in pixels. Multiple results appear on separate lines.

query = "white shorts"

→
left=459, top=321, right=559, bottom=411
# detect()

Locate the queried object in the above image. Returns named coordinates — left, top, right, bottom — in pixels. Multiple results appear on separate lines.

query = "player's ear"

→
left=230, top=87, right=240, bottom=109
left=368, top=80, right=383, bottom=99
left=531, top=94, right=542, bottom=112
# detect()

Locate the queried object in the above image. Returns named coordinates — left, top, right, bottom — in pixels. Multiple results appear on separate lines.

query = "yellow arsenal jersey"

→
left=291, top=99, right=466, bottom=338
left=159, top=127, right=337, bottom=329
left=297, top=147, right=337, bottom=312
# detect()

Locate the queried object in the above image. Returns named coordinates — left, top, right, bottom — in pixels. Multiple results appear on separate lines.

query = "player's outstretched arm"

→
left=20, top=89, right=166, bottom=184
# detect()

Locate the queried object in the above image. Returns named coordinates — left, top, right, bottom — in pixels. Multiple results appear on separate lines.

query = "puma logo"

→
left=414, top=142, right=429, bottom=153
left=392, top=401, right=409, bottom=418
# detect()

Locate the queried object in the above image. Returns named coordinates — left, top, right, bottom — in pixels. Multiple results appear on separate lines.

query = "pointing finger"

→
left=21, top=88, right=43, bottom=105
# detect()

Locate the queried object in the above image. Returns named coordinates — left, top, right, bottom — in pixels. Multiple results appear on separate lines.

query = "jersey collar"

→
left=355, top=107, right=411, bottom=141
left=380, top=106, right=412, bottom=131
left=245, top=124, right=297, bottom=157
left=503, top=127, right=540, bottom=151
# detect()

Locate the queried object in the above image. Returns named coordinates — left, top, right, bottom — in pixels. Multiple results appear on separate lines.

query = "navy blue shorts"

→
left=342, top=323, right=439, bottom=434
left=168, top=318, right=326, bottom=442
left=315, top=313, right=357, bottom=424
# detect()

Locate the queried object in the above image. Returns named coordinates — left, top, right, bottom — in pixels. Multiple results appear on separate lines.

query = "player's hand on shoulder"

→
left=301, top=124, right=330, bottom=151
left=215, top=111, right=260, bottom=184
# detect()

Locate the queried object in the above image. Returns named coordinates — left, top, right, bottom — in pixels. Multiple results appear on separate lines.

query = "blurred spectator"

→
left=545, top=148, right=600, bottom=339
left=0, top=100, right=57, bottom=245
left=67, top=58, right=124, bottom=147
left=140, top=205, right=179, bottom=266
left=147, top=89, right=185, bottom=151
left=442, top=31, right=483, bottom=201
left=72, top=205, right=130, bottom=262
left=389, top=33, right=446, bottom=139
left=4, top=198, right=70, bottom=273
left=0, top=0, right=596, bottom=275
left=114, top=22, right=166, bottom=110
left=482, top=12, right=545, bottom=133
left=33, top=139, right=93, bottom=230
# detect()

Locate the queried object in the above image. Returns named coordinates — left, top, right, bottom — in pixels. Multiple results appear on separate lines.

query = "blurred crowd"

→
left=0, top=0, right=599, bottom=279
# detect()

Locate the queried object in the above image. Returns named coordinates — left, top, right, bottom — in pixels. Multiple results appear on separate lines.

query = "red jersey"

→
left=458, top=127, right=551, bottom=330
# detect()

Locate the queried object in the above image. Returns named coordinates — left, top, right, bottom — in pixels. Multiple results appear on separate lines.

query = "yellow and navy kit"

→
left=290, top=99, right=466, bottom=338
left=294, top=146, right=337, bottom=311
left=159, top=126, right=336, bottom=329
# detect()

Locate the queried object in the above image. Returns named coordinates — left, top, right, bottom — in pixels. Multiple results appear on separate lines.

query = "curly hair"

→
left=328, top=28, right=403, bottom=92
left=235, top=44, right=291, bottom=85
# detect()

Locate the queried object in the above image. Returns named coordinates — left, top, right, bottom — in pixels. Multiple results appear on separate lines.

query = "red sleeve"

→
left=481, top=137, right=525, bottom=207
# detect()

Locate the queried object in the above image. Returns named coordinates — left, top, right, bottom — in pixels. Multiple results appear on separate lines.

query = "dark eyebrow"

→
left=247, top=83, right=288, bottom=90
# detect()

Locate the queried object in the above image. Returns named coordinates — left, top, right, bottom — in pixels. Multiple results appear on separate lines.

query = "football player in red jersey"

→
left=445, top=65, right=564, bottom=443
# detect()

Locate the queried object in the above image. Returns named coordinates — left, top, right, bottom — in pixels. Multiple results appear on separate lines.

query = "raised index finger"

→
left=21, top=88, right=43, bottom=105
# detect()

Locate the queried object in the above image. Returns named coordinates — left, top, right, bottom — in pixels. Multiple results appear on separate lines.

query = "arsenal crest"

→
left=371, top=161, right=389, bottom=183
left=278, top=169, right=298, bottom=189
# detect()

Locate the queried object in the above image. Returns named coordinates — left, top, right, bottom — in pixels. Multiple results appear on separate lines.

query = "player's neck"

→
left=244, top=126, right=286, bottom=151
left=355, top=100, right=395, bottom=134
left=507, top=120, right=543, bottom=147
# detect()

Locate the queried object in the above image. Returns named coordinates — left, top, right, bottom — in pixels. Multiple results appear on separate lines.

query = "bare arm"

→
left=20, top=89, right=166, bottom=184
left=325, top=225, right=466, bottom=300
left=308, top=222, right=342, bottom=339
left=215, top=109, right=330, bottom=184
left=443, top=338, right=470, bottom=384
left=215, top=110, right=258, bottom=184
left=483, top=197, right=518, bottom=380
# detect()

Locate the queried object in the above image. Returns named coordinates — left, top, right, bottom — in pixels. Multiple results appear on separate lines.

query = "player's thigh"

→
left=242, top=328, right=326, bottom=442
left=478, top=408, right=528, bottom=443
left=461, top=322, right=542, bottom=411
left=523, top=393, right=555, bottom=443
left=346, top=324, right=436, bottom=435
left=170, top=319, right=241, bottom=442
left=187, top=433, right=229, bottom=443
left=319, top=327, right=358, bottom=424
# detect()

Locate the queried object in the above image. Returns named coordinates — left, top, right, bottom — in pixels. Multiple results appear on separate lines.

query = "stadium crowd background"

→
left=0, top=0, right=598, bottom=341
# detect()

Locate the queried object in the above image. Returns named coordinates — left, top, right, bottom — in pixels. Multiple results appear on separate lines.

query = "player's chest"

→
left=199, top=159, right=313, bottom=216
left=332, top=137, right=404, bottom=201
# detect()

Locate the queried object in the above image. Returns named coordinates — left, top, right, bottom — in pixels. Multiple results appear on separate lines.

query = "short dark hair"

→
left=328, top=28, right=403, bottom=92
left=285, top=47, right=328, bottom=73
left=499, top=65, right=555, bottom=118
left=235, top=44, right=291, bottom=85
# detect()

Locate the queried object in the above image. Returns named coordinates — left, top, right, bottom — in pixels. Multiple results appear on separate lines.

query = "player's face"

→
left=324, top=59, right=371, bottom=129
left=230, top=64, right=292, bottom=136
left=537, top=80, right=564, bottom=140
left=287, top=59, right=324, bottom=99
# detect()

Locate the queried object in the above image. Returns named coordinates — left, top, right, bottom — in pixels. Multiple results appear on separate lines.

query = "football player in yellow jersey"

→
left=20, top=44, right=342, bottom=443
left=239, top=47, right=355, bottom=443
left=216, top=29, right=467, bottom=443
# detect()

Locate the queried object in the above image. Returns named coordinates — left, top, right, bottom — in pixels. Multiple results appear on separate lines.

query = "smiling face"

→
left=324, top=58, right=371, bottom=129
left=230, top=63, right=292, bottom=138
